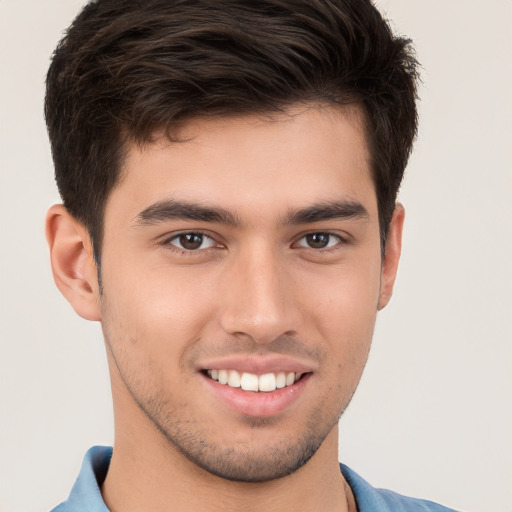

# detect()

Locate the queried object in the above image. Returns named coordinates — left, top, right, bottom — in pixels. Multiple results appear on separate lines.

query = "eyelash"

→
left=160, top=231, right=349, bottom=254
left=293, top=232, right=348, bottom=251
left=161, top=231, right=218, bottom=254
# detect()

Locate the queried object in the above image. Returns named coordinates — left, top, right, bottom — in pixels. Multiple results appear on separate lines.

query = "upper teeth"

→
left=207, top=369, right=301, bottom=392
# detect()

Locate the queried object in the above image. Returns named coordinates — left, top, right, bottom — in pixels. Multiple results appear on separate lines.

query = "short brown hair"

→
left=45, top=0, right=419, bottom=261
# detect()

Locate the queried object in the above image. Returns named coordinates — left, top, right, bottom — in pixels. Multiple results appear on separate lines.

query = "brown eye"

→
left=168, top=232, right=215, bottom=251
left=296, top=232, right=342, bottom=250
left=305, top=233, right=330, bottom=249
left=179, top=233, right=203, bottom=250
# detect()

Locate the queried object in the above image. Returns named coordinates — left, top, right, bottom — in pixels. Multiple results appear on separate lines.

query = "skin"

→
left=46, top=104, right=404, bottom=512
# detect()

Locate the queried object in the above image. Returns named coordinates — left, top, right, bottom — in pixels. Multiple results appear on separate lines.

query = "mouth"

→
left=198, top=355, right=314, bottom=417
left=204, top=369, right=305, bottom=392
left=201, top=365, right=312, bottom=417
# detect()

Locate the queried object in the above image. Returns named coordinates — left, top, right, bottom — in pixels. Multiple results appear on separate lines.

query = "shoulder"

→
left=48, top=446, right=112, bottom=512
left=374, top=488, right=463, bottom=512
left=340, top=463, right=463, bottom=512
left=49, top=505, right=67, bottom=512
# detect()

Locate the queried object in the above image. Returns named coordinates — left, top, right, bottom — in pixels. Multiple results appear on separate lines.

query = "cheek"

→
left=105, top=248, right=217, bottom=319
left=100, top=257, right=220, bottom=368
left=298, top=258, right=380, bottom=377
left=302, top=257, right=381, bottom=334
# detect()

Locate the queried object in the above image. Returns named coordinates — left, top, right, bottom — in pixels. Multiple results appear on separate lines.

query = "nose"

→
left=218, top=245, right=299, bottom=345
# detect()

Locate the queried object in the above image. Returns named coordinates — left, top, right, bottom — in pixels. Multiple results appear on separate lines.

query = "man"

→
left=44, top=1, right=460, bottom=511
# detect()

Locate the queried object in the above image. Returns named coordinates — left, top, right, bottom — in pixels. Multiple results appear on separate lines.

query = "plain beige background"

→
left=0, top=1, right=510, bottom=511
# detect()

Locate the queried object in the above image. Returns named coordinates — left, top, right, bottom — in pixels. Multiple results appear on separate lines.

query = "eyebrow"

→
left=134, top=199, right=241, bottom=226
left=284, top=199, right=369, bottom=224
left=133, top=198, right=369, bottom=228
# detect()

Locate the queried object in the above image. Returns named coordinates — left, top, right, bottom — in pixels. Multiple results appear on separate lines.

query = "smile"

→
left=206, top=369, right=303, bottom=392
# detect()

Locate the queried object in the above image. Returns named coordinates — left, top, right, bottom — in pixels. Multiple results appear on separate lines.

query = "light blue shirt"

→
left=51, top=446, right=462, bottom=512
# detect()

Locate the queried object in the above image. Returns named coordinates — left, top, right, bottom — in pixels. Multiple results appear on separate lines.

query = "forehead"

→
left=109, top=104, right=376, bottom=223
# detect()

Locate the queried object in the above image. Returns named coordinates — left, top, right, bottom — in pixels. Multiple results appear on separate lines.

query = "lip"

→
left=197, top=355, right=315, bottom=375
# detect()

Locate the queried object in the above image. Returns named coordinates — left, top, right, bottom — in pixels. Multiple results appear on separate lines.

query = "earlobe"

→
left=378, top=203, right=405, bottom=311
left=46, top=204, right=102, bottom=321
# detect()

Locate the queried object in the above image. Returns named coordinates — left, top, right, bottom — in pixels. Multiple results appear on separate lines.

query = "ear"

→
left=46, top=204, right=102, bottom=321
left=378, top=203, right=405, bottom=310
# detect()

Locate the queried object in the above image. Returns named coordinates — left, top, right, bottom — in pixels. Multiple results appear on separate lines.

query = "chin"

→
left=177, top=435, right=323, bottom=483
left=154, top=406, right=339, bottom=483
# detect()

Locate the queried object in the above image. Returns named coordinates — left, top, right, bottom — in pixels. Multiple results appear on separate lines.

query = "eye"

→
left=167, top=232, right=216, bottom=251
left=296, top=232, right=342, bottom=250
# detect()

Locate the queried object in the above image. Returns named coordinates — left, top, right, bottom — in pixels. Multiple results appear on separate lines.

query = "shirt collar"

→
left=64, top=445, right=112, bottom=512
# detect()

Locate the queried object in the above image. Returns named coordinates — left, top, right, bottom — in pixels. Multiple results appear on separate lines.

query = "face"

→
left=97, top=105, right=398, bottom=482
